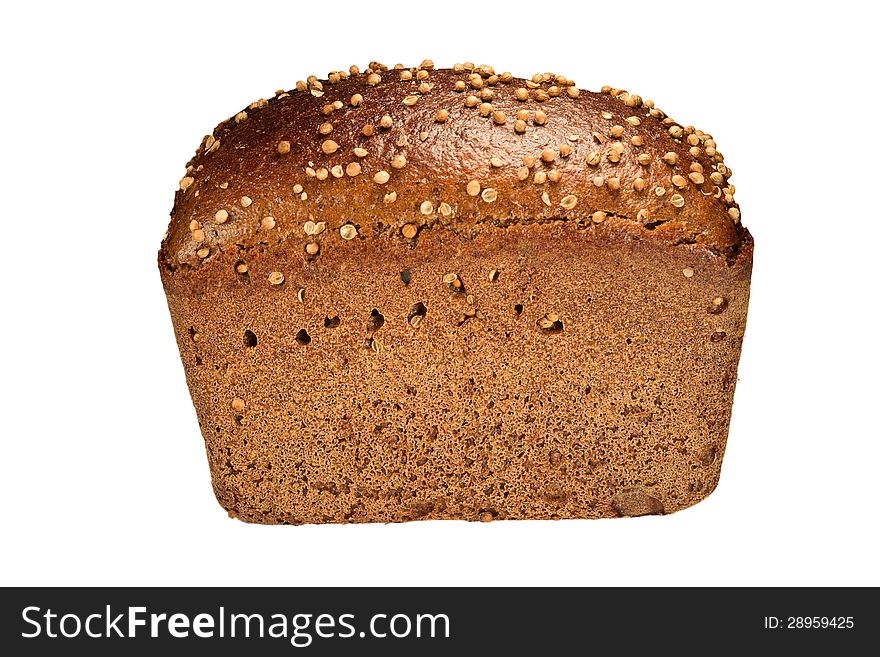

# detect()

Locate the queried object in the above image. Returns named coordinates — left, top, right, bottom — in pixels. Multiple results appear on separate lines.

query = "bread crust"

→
left=162, top=66, right=743, bottom=273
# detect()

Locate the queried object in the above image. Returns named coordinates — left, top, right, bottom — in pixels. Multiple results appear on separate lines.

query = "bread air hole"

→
left=514, top=303, right=524, bottom=315
left=243, top=329, right=258, bottom=347
left=324, top=316, right=341, bottom=329
left=367, top=308, right=385, bottom=332
left=295, top=329, right=311, bottom=345
left=537, top=317, right=564, bottom=333
left=408, top=302, right=427, bottom=328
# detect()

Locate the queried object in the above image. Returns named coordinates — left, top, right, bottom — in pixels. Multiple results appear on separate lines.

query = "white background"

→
left=2, top=1, right=877, bottom=587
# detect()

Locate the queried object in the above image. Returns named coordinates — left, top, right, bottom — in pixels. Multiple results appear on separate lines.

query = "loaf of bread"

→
left=159, top=60, right=751, bottom=523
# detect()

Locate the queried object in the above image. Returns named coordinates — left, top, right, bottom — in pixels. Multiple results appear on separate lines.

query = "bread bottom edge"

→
left=212, top=473, right=723, bottom=525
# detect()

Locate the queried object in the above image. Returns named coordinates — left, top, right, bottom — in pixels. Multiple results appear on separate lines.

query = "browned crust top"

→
left=162, top=61, right=745, bottom=270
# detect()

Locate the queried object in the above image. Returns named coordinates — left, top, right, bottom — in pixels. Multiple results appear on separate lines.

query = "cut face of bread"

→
left=162, top=220, right=751, bottom=523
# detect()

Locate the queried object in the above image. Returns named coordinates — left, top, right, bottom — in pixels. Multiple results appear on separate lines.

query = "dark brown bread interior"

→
left=160, top=61, right=751, bottom=523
